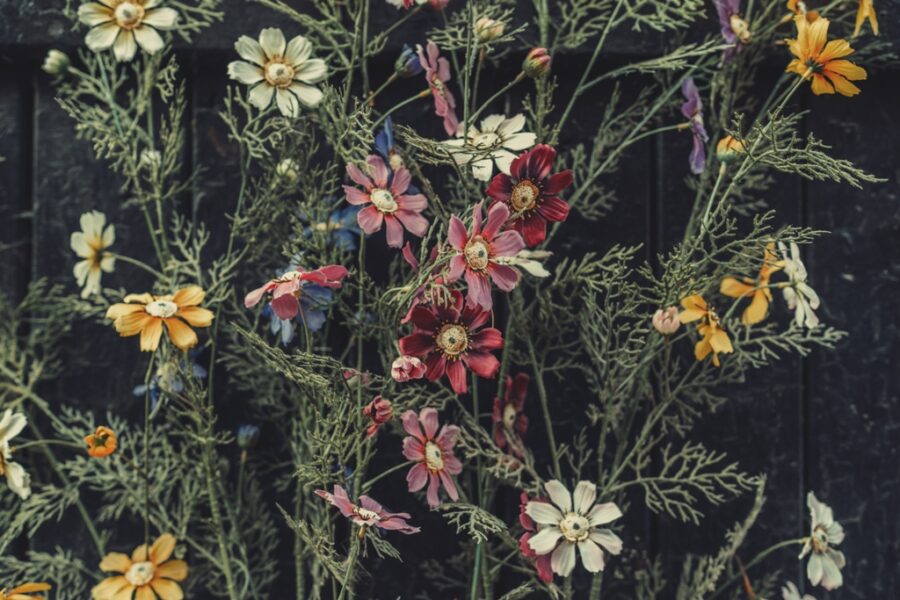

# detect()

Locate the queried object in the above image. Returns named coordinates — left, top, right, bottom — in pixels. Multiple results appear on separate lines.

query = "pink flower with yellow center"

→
left=417, top=40, right=459, bottom=136
left=491, top=373, right=529, bottom=458
left=401, top=408, right=462, bottom=507
left=244, top=265, right=349, bottom=320
left=315, top=484, right=420, bottom=534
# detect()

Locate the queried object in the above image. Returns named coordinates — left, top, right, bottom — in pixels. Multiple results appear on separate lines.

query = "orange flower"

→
left=84, top=426, right=117, bottom=458
left=719, top=243, right=784, bottom=326
left=106, top=285, right=214, bottom=352
left=786, top=16, right=867, bottom=96
left=785, top=0, right=819, bottom=23
left=854, top=0, right=878, bottom=36
left=0, top=583, right=51, bottom=600
left=678, top=294, right=733, bottom=367
left=91, top=534, right=188, bottom=600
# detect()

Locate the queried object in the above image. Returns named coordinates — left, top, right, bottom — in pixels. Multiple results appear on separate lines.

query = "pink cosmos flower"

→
left=401, top=407, right=462, bottom=507
left=491, top=373, right=529, bottom=458
left=391, top=355, right=427, bottom=382
left=315, top=484, right=420, bottom=534
left=417, top=40, right=459, bottom=136
left=447, top=201, right=525, bottom=310
left=519, top=492, right=553, bottom=583
left=363, top=396, right=393, bottom=437
left=399, top=291, right=503, bottom=394
left=343, top=155, right=429, bottom=248
left=244, top=265, right=349, bottom=320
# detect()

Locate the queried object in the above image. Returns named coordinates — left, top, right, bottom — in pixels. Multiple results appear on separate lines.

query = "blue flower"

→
left=301, top=204, right=362, bottom=252
left=262, top=279, right=335, bottom=345
left=236, top=424, right=261, bottom=450
left=394, top=44, right=423, bottom=78
left=133, top=351, right=208, bottom=413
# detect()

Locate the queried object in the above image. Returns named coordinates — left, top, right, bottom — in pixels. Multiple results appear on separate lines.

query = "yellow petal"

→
left=106, top=302, right=146, bottom=321
left=91, top=576, right=130, bottom=600
left=806, top=17, right=829, bottom=55
left=164, top=318, right=199, bottom=350
left=140, top=317, right=164, bottom=352
left=828, top=73, right=862, bottom=97
left=135, top=586, right=155, bottom=600
left=694, top=338, right=712, bottom=362
left=132, top=543, right=149, bottom=563
left=810, top=73, right=835, bottom=95
left=156, top=559, right=189, bottom=582
left=115, top=312, right=152, bottom=337
left=709, top=329, right=734, bottom=354
left=150, top=533, right=176, bottom=565
left=8, top=583, right=52, bottom=593
left=177, top=306, right=214, bottom=328
left=123, top=293, right=154, bottom=305
left=150, top=579, right=184, bottom=600
left=818, top=38, right=854, bottom=62
left=99, top=552, right=132, bottom=573
left=741, top=291, right=770, bottom=325
left=825, top=59, right=867, bottom=81
left=172, top=285, right=205, bottom=308
left=680, top=294, right=706, bottom=312
left=720, top=277, right=755, bottom=298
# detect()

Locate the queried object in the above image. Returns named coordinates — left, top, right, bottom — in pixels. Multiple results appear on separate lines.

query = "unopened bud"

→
left=523, top=48, right=551, bottom=78
left=42, top=50, right=70, bottom=76
left=475, top=17, right=504, bottom=43
left=716, top=135, right=746, bottom=163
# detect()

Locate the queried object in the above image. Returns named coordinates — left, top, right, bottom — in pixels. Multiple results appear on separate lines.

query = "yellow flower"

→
left=786, top=16, right=867, bottom=96
left=85, top=426, right=117, bottom=458
left=854, top=0, right=878, bottom=36
left=678, top=294, right=733, bottom=367
left=92, top=534, right=188, bottom=600
left=0, top=583, right=51, bottom=600
left=106, top=286, right=214, bottom=352
left=720, top=243, right=784, bottom=326
left=71, top=211, right=115, bottom=298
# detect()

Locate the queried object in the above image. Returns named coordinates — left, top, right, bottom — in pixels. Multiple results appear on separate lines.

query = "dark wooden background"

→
left=1, top=1, right=898, bottom=597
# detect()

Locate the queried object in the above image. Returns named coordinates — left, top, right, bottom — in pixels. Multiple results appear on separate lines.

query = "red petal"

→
left=527, top=144, right=556, bottom=181
left=543, top=170, right=573, bottom=195
left=470, top=327, right=503, bottom=351
left=486, top=173, right=513, bottom=202
left=446, top=360, right=468, bottom=394
left=521, top=214, right=548, bottom=247
left=409, top=305, right=440, bottom=332
left=537, top=196, right=570, bottom=223
left=463, top=350, right=500, bottom=378
left=399, top=332, right=436, bottom=356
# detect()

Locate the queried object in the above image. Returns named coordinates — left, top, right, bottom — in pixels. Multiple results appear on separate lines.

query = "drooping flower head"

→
left=518, top=492, right=553, bottom=583
left=786, top=17, right=867, bottom=96
left=778, top=241, right=821, bottom=328
left=525, top=480, right=623, bottom=577
left=71, top=210, right=115, bottom=298
left=85, top=426, right=117, bottom=458
left=91, top=533, right=188, bottom=600
left=678, top=294, right=733, bottom=367
left=262, top=282, right=334, bottom=345
left=446, top=113, right=536, bottom=181
left=391, top=355, right=427, bottom=382
left=720, top=243, right=784, bottom=326
left=491, top=374, right=529, bottom=458
left=42, top=49, right=70, bottom=76
left=245, top=265, right=349, bottom=321
left=399, top=291, right=503, bottom=394
left=715, top=0, right=751, bottom=59
left=475, top=17, right=505, bottom=43
left=523, top=48, right=551, bottom=78
left=854, top=0, right=878, bottom=37
left=394, top=44, right=424, bottom=78
left=343, top=155, right=429, bottom=248
left=417, top=40, right=459, bottom=136
left=316, top=484, right=420, bottom=534
left=132, top=352, right=207, bottom=413
left=78, top=0, right=178, bottom=62
left=0, top=583, right=51, bottom=600
left=447, top=201, right=525, bottom=310
left=0, top=410, right=30, bottom=500
left=680, top=78, right=709, bottom=175
left=227, top=28, right=328, bottom=116
left=799, top=492, right=846, bottom=590
left=362, top=396, right=394, bottom=437
left=652, top=307, right=681, bottom=335
left=106, top=286, right=214, bottom=352
left=486, top=144, right=572, bottom=248
left=401, top=408, right=462, bottom=507
left=716, top=135, right=746, bottom=162
left=236, top=424, right=260, bottom=450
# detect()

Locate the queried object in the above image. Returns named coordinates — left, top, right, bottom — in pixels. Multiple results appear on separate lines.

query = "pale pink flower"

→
left=363, top=396, right=393, bottom=437
left=652, top=307, right=681, bottom=335
left=417, top=40, right=459, bottom=136
left=401, top=408, right=462, bottom=507
left=244, top=265, right=348, bottom=320
left=391, top=355, right=426, bottom=382
left=315, top=484, right=420, bottom=534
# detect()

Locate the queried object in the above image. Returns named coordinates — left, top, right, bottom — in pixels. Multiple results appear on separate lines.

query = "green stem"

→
left=336, top=537, right=361, bottom=600
left=202, top=440, right=239, bottom=600
left=470, top=542, right=483, bottom=600
left=108, top=252, right=164, bottom=279
left=368, top=73, right=397, bottom=106
left=708, top=539, right=805, bottom=600
left=467, top=73, right=525, bottom=128
left=588, top=571, right=603, bottom=600
left=372, top=90, right=431, bottom=131
left=527, top=338, right=561, bottom=479
left=360, top=460, right=412, bottom=492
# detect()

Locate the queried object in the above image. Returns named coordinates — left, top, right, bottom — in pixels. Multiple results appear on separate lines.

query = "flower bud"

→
left=394, top=44, right=424, bottom=78
left=236, top=424, right=261, bottom=450
left=391, top=355, right=426, bottom=382
left=140, top=149, right=162, bottom=171
left=363, top=396, right=393, bottom=437
left=276, top=158, right=300, bottom=182
left=523, top=48, right=551, bottom=78
left=475, top=17, right=504, bottom=43
left=652, top=307, right=681, bottom=335
left=426, top=0, right=449, bottom=11
left=84, top=426, right=117, bottom=458
left=42, top=50, right=70, bottom=76
left=716, top=135, right=746, bottom=163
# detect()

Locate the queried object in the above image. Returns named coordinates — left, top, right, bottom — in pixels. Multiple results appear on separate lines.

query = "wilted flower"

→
left=316, top=484, right=420, bottom=534
left=475, top=17, right=504, bottom=43
left=91, top=533, right=188, bottom=600
left=391, top=355, right=426, bottom=382
left=446, top=113, right=536, bottom=181
left=680, top=77, right=709, bottom=175
left=720, top=243, right=784, bottom=326
left=401, top=408, right=462, bottom=507
left=652, top=307, right=681, bottom=335
left=106, top=286, right=214, bottom=352
left=394, top=44, right=423, bottom=78
left=417, top=40, right=459, bottom=135
left=525, top=480, right=623, bottom=576
left=716, top=135, right=745, bottom=162
left=42, top=50, right=70, bottom=75
left=778, top=242, right=820, bottom=328
left=447, top=201, right=525, bottom=310
left=78, top=0, right=178, bottom=62
left=715, top=0, right=751, bottom=59
left=84, top=426, right=117, bottom=458
left=236, top=424, right=260, bottom=450
left=71, top=210, right=115, bottom=298
left=491, top=374, right=529, bottom=458
left=786, top=16, right=866, bottom=96
left=362, top=397, right=394, bottom=437
left=518, top=492, right=553, bottom=583
left=678, top=294, right=733, bottom=367
left=523, top=47, right=551, bottom=77
left=245, top=265, right=349, bottom=320
left=782, top=581, right=816, bottom=600
left=799, top=492, right=846, bottom=590
left=227, top=28, right=328, bottom=116
left=0, top=410, right=30, bottom=500
left=0, top=582, right=51, bottom=600
left=854, top=0, right=878, bottom=36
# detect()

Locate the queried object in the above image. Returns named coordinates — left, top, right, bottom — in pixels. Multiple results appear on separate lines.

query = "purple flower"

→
left=680, top=77, right=709, bottom=175
left=715, top=0, right=751, bottom=60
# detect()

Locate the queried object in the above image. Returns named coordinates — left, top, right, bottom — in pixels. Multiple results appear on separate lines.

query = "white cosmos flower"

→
left=78, top=0, right=178, bottom=62
left=778, top=241, right=820, bottom=328
left=227, top=28, right=328, bottom=118
left=0, top=409, right=31, bottom=500
left=446, top=114, right=536, bottom=181
left=71, top=211, right=116, bottom=298
left=782, top=581, right=815, bottom=600
left=799, top=492, right=846, bottom=591
left=525, top=480, right=623, bottom=577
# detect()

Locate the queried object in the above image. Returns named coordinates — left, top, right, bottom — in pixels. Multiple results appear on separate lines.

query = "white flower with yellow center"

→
left=446, top=114, right=536, bottom=181
left=525, top=480, right=623, bottom=577
left=78, top=0, right=178, bottom=62
left=71, top=210, right=116, bottom=298
left=0, top=409, right=31, bottom=500
left=227, top=28, right=328, bottom=118
left=799, top=492, right=845, bottom=590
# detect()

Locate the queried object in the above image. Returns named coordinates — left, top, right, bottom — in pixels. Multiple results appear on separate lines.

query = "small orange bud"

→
left=84, top=426, right=117, bottom=458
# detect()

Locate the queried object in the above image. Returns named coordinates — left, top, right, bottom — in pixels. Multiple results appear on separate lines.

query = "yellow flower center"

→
left=370, top=188, right=398, bottom=213
left=114, top=2, right=145, bottom=28
left=510, top=180, right=540, bottom=213
left=125, top=561, right=155, bottom=586
left=354, top=506, right=380, bottom=521
left=729, top=14, right=751, bottom=43
left=0, top=452, right=7, bottom=476
left=436, top=323, right=468, bottom=357
left=424, top=441, right=444, bottom=471
left=463, top=236, right=490, bottom=271
left=472, top=131, right=500, bottom=149
left=145, top=300, right=178, bottom=318
left=264, top=60, right=295, bottom=88
left=810, top=525, right=830, bottom=553
left=502, top=403, right=518, bottom=430
left=388, top=152, right=404, bottom=171
left=559, top=512, right=591, bottom=543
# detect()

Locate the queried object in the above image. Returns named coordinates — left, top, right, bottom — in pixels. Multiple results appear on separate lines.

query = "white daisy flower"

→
left=77, top=0, right=178, bottom=62
left=778, top=241, right=820, bottom=328
left=799, top=492, right=846, bottom=591
left=71, top=210, right=116, bottom=298
left=446, top=114, right=536, bottom=181
left=227, top=28, right=328, bottom=118
left=0, top=409, right=31, bottom=500
left=494, top=249, right=552, bottom=278
left=782, top=581, right=815, bottom=600
left=525, top=480, right=623, bottom=577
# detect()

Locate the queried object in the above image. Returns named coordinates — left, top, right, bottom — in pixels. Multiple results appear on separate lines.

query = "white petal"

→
left=806, top=492, right=832, bottom=527
left=526, top=500, right=563, bottom=525
left=80, top=210, right=103, bottom=235
left=77, top=2, right=113, bottom=26
left=577, top=539, right=605, bottom=572
left=74, top=260, right=91, bottom=287
left=4, top=461, right=31, bottom=500
left=235, top=35, right=265, bottom=65
left=518, top=260, right=551, bottom=278
left=275, top=87, right=300, bottom=118
left=142, top=6, right=178, bottom=29
left=493, top=150, right=516, bottom=175
left=259, top=27, right=286, bottom=59
left=588, top=502, right=622, bottom=526
left=85, top=22, right=121, bottom=51
left=471, top=158, right=493, bottom=181
left=589, top=528, right=623, bottom=555
left=572, top=481, right=597, bottom=514
left=820, top=553, right=843, bottom=590
left=133, top=25, right=164, bottom=54
left=806, top=553, right=823, bottom=586
left=102, top=223, right=115, bottom=247
left=504, top=131, right=537, bottom=151
left=550, top=542, right=576, bottom=577
left=0, top=410, right=27, bottom=442
left=113, top=29, right=137, bottom=61
left=527, top=527, right=563, bottom=555
left=70, top=232, right=90, bottom=257
left=285, top=35, right=312, bottom=65
left=83, top=268, right=102, bottom=297
left=826, top=522, right=844, bottom=545
left=288, top=82, right=323, bottom=108
left=497, top=113, right=526, bottom=137
left=479, top=114, right=505, bottom=133
left=294, top=58, right=328, bottom=84
left=544, top=480, right=572, bottom=512
left=248, top=83, right=275, bottom=110
left=227, top=61, right=264, bottom=85
left=100, top=254, right=116, bottom=272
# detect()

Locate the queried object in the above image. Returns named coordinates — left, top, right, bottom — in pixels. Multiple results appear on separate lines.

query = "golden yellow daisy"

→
left=786, top=16, right=867, bottom=96
left=678, top=294, right=733, bottom=367
left=0, top=583, right=51, bottom=600
left=854, top=0, right=878, bottom=36
left=720, top=243, right=784, bottom=326
left=92, top=534, right=188, bottom=600
left=106, top=285, right=214, bottom=352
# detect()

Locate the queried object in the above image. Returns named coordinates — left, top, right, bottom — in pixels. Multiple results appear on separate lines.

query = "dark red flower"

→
left=362, top=396, right=393, bottom=437
left=486, top=144, right=573, bottom=248
left=518, top=492, right=553, bottom=583
left=491, top=373, right=529, bottom=457
left=398, top=291, right=502, bottom=394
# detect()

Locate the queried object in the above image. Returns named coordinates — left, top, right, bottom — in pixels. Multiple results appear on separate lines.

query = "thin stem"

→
left=527, top=337, right=561, bottom=479
left=368, top=73, right=397, bottom=106
left=202, top=441, right=240, bottom=600
left=469, top=542, right=483, bottom=600
left=708, top=539, right=805, bottom=600
left=372, top=90, right=431, bottom=130
left=109, top=252, right=165, bottom=279
left=336, top=537, right=361, bottom=600
left=361, top=460, right=413, bottom=493
left=467, top=73, right=525, bottom=128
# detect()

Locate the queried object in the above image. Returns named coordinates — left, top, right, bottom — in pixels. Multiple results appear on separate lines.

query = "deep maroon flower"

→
left=401, top=408, right=462, bottom=507
left=715, top=0, right=751, bottom=60
left=486, top=144, right=572, bottom=248
left=518, top=492, right=553, bottom=583
left=244, top=265, right=349, bottom=320
left=417, top=40, right=459, bottom=136
left=447, top=201, right=524, bottom=310
left=362, top=396, right=393, bottom=437
left=315, top=484, right=420, bottom=534
left=399, top=242, right=447, bottom=324
left=680, top=77, right=709, bottom=175
left=399, top=291, right=503, bottom=394
left=491, top=374, right=529, bottom=458
left=391, top=355, right=427, bottom=382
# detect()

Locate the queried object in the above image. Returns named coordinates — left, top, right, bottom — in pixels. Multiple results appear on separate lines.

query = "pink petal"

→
left=399, top=332, right=435, bottom=357
left=447, top=255, right=467, bottom=283
left=384, top=215, right=405, bottom=248
left=403, top=436, right=425, bottom=461
left=367, top=155, right=389, bottom=189
left=465, top=269, right=492, bottom=310
left=446, top=360, right=467, bottom=394
left=442, top=453, right=463, bottom=475
left=357, top=205, right=384, bottom=234
left=491, top=230, right=525, bottom=257
left=390, top=167, right=412, bottom=195
left=488, top=263, right=521, bottom=292
left=471, top=201, right=484, bottom=235
left=406, top=462, right=429, bottom=492
left=426, top=473, right=441, bottom=507
left=346, top=162, right=373, bottom=188
left=463, top=350, right=500, bottom=379
left=482, top=202, right=510, bottom=239
left=394, top=209, right=429, bottom=237
left=419, top=407, right=439, bottom=440
left=343, top=185, right=371, bottom=206
left=448, top=215, right=468, bottom=250
left=401, top=410, right=425, bottom=441
left=439, top=470, right=459, bottom=501
left=436, top=55, right=451, bottom=83
left=244, top=282, right=274, bottom=308
left=402, top=242, right=419, bottom=271
left=396, top=193, right=427, bottom=212
left=436, top=424, right=460, bottom=449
